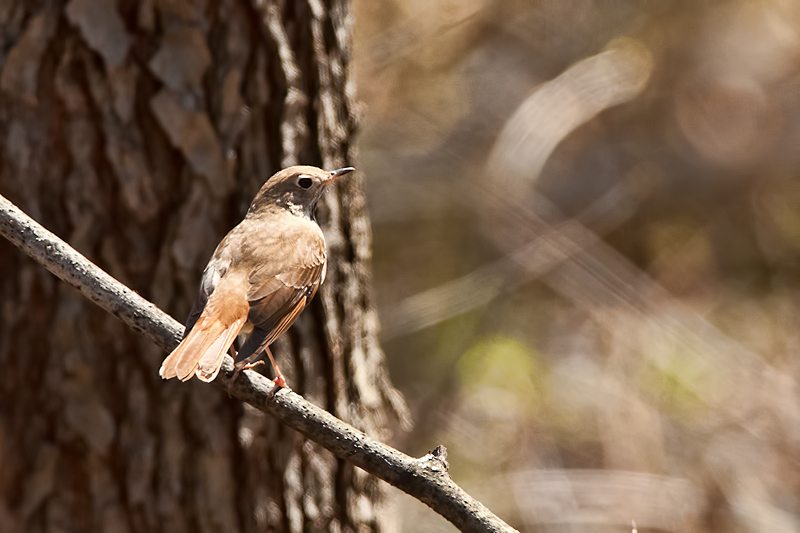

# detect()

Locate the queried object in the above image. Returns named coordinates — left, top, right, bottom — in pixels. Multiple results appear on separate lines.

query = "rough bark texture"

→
left=0, top=1, right=405, bottom=532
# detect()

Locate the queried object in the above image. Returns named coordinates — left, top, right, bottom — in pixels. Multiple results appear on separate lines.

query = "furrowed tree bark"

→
left=0, top=1, right=408, bottom=532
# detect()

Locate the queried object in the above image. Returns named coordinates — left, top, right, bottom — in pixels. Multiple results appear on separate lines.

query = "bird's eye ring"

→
left=297, top=176, right=313, bottom=189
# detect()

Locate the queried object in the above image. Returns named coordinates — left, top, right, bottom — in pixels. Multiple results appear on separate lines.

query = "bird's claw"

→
left=267, top=375, right=290, bottom=398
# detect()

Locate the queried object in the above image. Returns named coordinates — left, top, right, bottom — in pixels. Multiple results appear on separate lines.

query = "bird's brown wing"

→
left=233, top=236, right=327, bottom=366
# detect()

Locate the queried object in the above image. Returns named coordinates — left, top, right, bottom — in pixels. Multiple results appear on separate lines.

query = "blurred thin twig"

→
left=382, top=181, right=639, bottom=339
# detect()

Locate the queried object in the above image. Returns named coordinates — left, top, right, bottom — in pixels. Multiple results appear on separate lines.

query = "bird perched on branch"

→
left=159, top=165, right=354, bottom=392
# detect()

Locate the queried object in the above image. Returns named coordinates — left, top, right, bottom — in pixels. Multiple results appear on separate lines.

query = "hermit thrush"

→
left=159, top=165, right=354, bottom=391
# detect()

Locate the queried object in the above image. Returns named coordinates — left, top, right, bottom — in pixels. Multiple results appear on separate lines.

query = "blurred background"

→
left=352, top=1, right=800, bottom=531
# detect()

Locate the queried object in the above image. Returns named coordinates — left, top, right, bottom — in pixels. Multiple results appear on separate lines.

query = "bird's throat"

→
left=286, top=200, right=312, bottom=219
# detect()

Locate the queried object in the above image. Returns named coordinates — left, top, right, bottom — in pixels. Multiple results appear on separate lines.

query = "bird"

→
left=159, top=165, right=354, bottom=392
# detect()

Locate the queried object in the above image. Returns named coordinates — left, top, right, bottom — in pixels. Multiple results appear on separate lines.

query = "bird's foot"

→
left=268, top=375, right=290, bottom=398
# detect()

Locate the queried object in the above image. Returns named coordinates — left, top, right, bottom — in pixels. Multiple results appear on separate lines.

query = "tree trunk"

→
left=0, top=1, right=406, bottom=531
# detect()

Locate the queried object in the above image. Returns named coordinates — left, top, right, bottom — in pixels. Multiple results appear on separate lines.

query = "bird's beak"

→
left=325, top=167, right=355, bottom=183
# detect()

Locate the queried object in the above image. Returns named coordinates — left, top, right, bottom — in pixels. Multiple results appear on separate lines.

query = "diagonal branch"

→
left=0, top=192, right=518, bottom=533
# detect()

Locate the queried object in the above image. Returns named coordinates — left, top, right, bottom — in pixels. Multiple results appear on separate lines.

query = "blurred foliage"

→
left=353, top=0, right=800, bottom=531
left=458, top=336, right=545, bottom=399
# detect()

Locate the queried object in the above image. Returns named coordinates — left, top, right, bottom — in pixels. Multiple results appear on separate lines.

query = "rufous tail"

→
left=160, top=314, right=246, bottom=382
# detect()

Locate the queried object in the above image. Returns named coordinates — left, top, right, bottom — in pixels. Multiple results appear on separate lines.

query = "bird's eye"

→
left=297, top=176, right=313, bottom=189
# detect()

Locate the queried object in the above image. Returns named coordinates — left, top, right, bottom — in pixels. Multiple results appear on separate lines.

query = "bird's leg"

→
left=262, top=346, right=288, bottom=395
left=227, top=346, right=289, bottom=397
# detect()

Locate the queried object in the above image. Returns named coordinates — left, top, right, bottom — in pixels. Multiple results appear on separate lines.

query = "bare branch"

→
left=0, top=192, right=518, bottom=533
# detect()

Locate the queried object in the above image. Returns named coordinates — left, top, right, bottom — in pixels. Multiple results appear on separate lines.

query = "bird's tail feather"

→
left=160, top=316, right=246, bottom=382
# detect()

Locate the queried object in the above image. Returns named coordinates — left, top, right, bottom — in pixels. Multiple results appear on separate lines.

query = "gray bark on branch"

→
left=0, top=192, right=518, bottom=533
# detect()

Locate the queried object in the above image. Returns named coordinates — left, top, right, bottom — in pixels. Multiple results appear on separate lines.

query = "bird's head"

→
left=248, top=165, right=354, bottom=219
